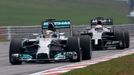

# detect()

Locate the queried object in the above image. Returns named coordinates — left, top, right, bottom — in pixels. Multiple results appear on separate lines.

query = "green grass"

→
left=62, top=54, right=134, bottom=75
left=0, top=0, right=128, bottom=26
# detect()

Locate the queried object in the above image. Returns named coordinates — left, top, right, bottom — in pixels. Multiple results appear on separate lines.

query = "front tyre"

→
left=67, top=37, right=82, bottom=62
left=80, top=35, right=92, bottom=60
left=9, top=39, right=22, bottom=65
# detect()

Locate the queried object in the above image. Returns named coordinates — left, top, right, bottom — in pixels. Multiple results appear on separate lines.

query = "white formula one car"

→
left=9, top=19, right=92, bottom=65
left=81, top=20, right=130, bottom=50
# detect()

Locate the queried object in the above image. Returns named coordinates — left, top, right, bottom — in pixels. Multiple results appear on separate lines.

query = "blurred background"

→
left=0, top=0, right=132, bottom=26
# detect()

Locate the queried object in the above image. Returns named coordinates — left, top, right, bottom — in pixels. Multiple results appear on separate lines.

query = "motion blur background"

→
left=0, top=0, right=132, bottom=26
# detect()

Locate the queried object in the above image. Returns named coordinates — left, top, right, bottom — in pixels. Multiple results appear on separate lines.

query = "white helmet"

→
left=95, top=25, right=102, bottom=28
left=45, top=30, right=53, bottom=38
left=95, top=25, right=103, bottom=32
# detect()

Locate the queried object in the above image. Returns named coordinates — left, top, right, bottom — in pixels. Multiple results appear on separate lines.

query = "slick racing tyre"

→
left=114, top=30, right=125, bottom=49
left=80, top=35, right=92, bottom=60
left=9, top=39, right=22, bottom=65
left=124, top=30, right=130, bottom=48
left=67, top=37, right=82, bottom=62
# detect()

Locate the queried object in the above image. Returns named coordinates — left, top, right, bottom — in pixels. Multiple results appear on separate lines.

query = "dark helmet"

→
left=97, top=21, right=102, bottom=25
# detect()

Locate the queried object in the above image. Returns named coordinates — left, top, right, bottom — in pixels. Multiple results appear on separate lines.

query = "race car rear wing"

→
left=41, top=19, right=72, bottom=36
left=90, top=18, right=113, bottom=25
left=42, top=19, right=71, bottom=29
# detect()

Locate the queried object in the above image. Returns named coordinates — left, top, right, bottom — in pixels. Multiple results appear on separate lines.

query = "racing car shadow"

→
left=24, top=60, right=71, bottom=64
left=93, top=47, right=126, bottom=51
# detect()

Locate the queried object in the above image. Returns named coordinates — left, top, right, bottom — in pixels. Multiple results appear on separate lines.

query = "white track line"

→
left=30, top=49, right=134, bottom=75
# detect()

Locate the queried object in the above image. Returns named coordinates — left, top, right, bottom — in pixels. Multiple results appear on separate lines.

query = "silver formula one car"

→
left=9, top=19, right=92, bottom=65
left=81, top=21, right=129, bottom=50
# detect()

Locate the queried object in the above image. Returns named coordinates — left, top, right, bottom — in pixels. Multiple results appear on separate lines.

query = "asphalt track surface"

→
left=0, top=37, right=134, bottom=75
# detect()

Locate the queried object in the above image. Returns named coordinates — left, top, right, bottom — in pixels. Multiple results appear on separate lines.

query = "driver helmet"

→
left=46, top=30, right=53, bottom=38
left=95, top=25, right=103, bottom=32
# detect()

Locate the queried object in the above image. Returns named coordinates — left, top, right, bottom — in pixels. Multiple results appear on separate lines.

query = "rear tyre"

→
left=115, top=30, right=125, bottom=49
left=67, top=37, right=82, bottom=62
left=124, top=30, right=130, bottom=48
left=80, top=35, right=92, bottom=60
left=9, top=39, right=22, bottom=65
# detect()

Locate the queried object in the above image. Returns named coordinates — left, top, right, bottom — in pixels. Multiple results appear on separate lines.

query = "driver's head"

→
left=95, top=25, right=102, bottom=28
left=95, top=25, right=103, bottom=32
left=46, top=30, right=53, bottom=38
